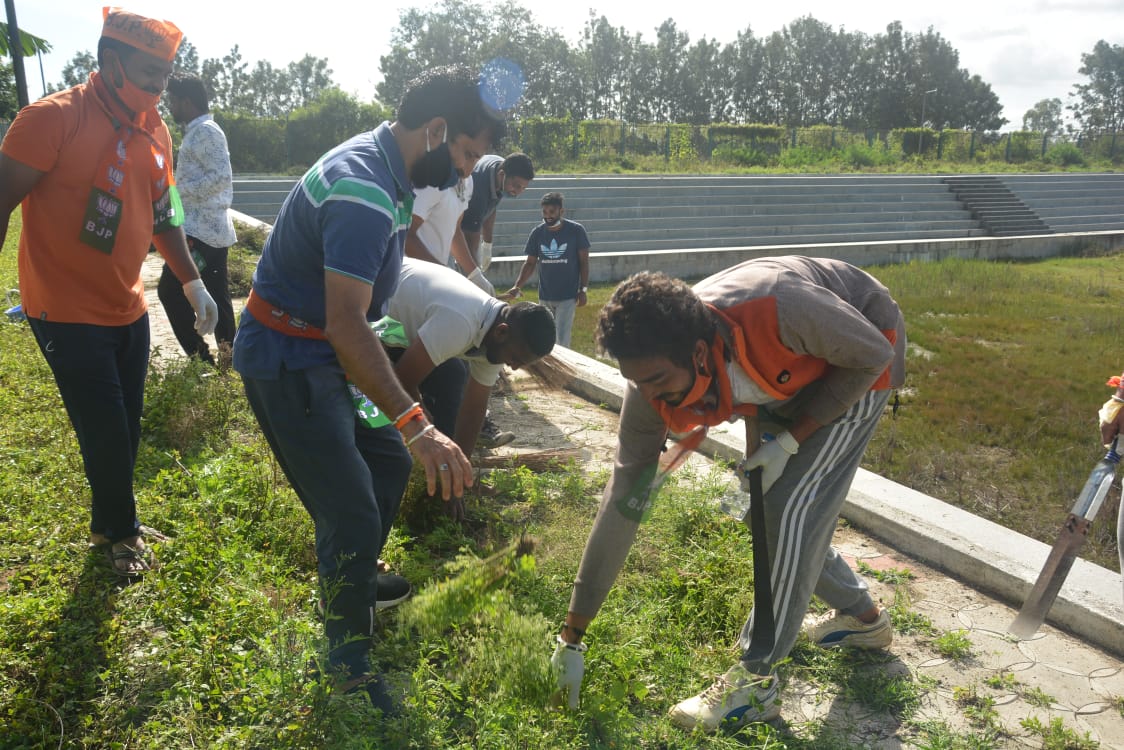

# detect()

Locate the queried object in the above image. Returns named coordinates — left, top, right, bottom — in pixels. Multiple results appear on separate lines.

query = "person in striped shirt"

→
left=232, top=64, right=506, bottom=713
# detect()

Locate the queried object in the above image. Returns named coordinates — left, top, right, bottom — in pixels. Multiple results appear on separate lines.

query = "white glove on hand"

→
left=551, top=636, right=587, bottom=710
left=467, top=266, right=495, bottom=296
left=737, top=431, right=799, bottom=495
left=478, top=241, right=493, bottom=271
left=182, top=278, right=218, bottom=336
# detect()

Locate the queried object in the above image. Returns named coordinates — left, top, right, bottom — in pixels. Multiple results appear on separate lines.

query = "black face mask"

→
left=411, top=128, right=458, bottom=189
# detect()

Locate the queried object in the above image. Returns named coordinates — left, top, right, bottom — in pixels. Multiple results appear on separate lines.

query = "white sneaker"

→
left=804, top=608, right=892, bottom=649
left=667, top=663, right=780, bottom=732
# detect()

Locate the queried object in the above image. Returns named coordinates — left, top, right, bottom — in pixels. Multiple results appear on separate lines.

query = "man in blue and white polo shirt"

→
left=232, top=65, right=506, bottom=711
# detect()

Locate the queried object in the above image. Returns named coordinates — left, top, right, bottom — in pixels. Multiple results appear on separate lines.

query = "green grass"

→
left=2, top=211, right=1122, bottom=747
left=933, top=630, right=974, bottom=660
left=1020, top=715, right=1099, bottom=750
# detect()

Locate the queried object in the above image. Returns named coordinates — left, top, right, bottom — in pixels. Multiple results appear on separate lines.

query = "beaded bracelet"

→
left=393, top=402, right=424, bottom=431
left=404, top=423, right=435, bottom=447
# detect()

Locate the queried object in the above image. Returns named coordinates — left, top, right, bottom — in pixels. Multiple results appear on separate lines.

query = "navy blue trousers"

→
left=241, top=363, right=412, bottom=677
left=28, top=315, right=149, bottom=544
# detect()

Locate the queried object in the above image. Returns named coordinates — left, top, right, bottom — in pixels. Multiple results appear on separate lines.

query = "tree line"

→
left=24, top=1, right=1124, bottom=141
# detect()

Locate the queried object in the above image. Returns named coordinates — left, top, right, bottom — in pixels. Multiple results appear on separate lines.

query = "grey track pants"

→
left=737, top=389, right=891, bottom=674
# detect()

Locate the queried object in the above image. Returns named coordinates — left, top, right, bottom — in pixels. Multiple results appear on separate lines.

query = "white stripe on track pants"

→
left=736, top=389, right=891, bottom=674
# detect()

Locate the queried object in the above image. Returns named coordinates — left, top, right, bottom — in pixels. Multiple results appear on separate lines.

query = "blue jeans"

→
left=28, top=315, right=149, bottom=544
left=542, top=297, right=577, bottom=347
left=241, top=363, right=412, bottom=677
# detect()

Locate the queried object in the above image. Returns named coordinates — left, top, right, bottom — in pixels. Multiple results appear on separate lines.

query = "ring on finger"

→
left=439, top=463, right=450, bottom=471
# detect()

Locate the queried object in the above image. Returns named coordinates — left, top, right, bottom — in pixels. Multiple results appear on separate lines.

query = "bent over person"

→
left=232, top=65, right=505, bottom=712
left=551, top=257, right=906, bottom=732
left=0, top=8, right=216, bottom=578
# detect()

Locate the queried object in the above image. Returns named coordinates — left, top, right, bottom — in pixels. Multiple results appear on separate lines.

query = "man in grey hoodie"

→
left=551, top=256, right=906, bottom=732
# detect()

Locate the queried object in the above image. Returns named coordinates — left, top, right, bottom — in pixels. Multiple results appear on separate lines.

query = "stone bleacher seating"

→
left=231, top=173, right=1124, bottom=258
left=1002, top=173, right=1124, bottom=234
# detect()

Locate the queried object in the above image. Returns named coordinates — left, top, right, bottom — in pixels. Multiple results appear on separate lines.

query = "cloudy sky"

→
left=14, top=0, right=1122, bottom=128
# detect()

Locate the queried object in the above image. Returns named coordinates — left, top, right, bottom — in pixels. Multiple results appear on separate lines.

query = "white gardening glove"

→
left=478, top=241, right=493, bottom=271
left=467, top=266, right=495, bottom=296
left=737, top=431, right=799, bottom=494
left=551, top=636, right=587, bottom=710
left=182, top=278, right=218, bottom=336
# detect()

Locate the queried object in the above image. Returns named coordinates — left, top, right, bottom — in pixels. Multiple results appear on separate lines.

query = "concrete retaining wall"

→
left=481, top=230, right=1124, bottom=288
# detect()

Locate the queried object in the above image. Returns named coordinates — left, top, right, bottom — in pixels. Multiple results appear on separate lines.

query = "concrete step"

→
left=581, top=218, right=982, bottom=242
left=1034, top=209, right=1124, bottom=221
left=1047, top=220, right=1124, bottom=231
left=527, top=202, right=970, bottom=222
left=1023, top=195, right=1124, bottom=206
left=984, top=220, right=1051, bottom=232
left=231, top=174, right=1119, bottom=251
left=553, top=227, right=990, bottom=253
left=993, top=229, right=1054, bottom=236
left=563, top=210, right=978, bottom=231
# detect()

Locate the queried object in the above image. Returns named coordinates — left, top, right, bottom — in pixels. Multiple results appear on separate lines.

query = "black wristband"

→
left=561, top=622, right=585, bottom=639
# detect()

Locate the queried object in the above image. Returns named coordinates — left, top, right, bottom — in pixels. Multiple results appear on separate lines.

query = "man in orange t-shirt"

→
left=0, top=8, right=217, bottom=578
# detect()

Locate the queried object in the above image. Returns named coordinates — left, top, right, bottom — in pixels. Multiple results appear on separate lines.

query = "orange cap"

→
left=101, top=7, right=183, bottom=62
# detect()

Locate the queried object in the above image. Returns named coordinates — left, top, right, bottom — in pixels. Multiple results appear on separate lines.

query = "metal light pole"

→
left=920, top=88, right=937, bottom=157
left=4, top=0, right=29, bottom=108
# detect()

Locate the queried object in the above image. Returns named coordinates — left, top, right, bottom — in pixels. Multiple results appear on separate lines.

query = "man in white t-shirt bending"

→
left=381, top=259, right=555, bottom=514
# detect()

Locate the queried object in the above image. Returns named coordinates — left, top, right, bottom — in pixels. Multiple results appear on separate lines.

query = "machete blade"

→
left=1008, top=513, right=1090, bottom=640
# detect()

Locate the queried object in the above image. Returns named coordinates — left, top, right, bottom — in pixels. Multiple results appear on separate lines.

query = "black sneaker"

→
left=375, top=573, right=412, bottom=610
left=316, top=574, right=413, bottom=619
left=339, top=673, right=398, bottom=716
left=479, top=416, right=515, bottom=448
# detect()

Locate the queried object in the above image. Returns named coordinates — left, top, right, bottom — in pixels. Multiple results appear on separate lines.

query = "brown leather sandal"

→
left=104, top=540, right=155, bottom=579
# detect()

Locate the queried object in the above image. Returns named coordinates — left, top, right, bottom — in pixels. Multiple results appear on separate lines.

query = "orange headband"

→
left=101, top=6, right=183, bottom=62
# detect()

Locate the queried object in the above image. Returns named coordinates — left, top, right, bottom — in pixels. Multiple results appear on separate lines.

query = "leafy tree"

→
left=580, top=14, right=635, bottom=120
left=860, top=22, right=912, bottom=130
left=0, top=22, right=50, bottom=57
left=727, top=27, right=764, bottom=124
left=1023, top=98, right=1064, bottom=133
left=651, top=19, right=688, bottom=122
left=368, top=1, right=1012, bottom=134
left=679, top=36, right=726, bottom=124
left=831, top=28, right=870, bottom=129
left=377, top=0, right=491, bottom=110
left=59, top=50, right=96, bottom=88
left=1071, top=40, right=1124, bottom=133
left=0, top=62, right=17, bottom=118
left=245, top=60, right=291, bottom=117
left=175, top=39, right=200, bottom=76
left=957, top=74, right=1006, bottom=131
left=202, top=45, right=252, bottom=113
left=287, top=55, right=333, bottom=110
left=488, top=1, right=579, bottom=119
